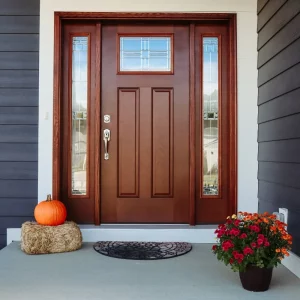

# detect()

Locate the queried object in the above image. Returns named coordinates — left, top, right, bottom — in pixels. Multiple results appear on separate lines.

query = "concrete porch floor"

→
left=0, top=243, right=299, bottom=300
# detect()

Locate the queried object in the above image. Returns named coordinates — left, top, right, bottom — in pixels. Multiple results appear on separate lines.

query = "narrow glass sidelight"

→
left=71, top=36, right=89, bottom=196
left=202, top=37, right=219, bottom=196
left=119, top=36, right=172, bottom=72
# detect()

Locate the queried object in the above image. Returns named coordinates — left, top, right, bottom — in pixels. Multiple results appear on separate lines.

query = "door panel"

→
left=101, top=24, right=190, bottom=223
left=195, top=24, right=231, bottom=223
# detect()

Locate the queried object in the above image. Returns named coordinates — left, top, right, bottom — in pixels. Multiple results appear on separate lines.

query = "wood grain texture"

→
left=55, top=11, right=235, bottom=21
left=151, top=88, right=174, bottom=198
left=94, top=23, right=101, bottom=225
left=189, top=23, right=196, bottom=225
left=117, top=88, right=140, bottom=198
left=52, top=13, right=61, bottom=200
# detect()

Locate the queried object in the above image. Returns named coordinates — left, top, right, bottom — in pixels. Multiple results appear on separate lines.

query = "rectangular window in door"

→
left=202, top=36, right=220, bottom=197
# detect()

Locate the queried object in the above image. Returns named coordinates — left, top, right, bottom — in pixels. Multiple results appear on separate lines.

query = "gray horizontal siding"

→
left=0, top=198, right=36, bottom=216
left=257, top=0, right=288, bottom=31
left=0, top=0, right=40, bottom=15
left=0, top=34, right=39, bottom=51
left=258, top=89, right=300, bottom=123
left=258, top=139, right=300, bottom=163
left=258, top=12, right=300, bottom=67
left=0, top=143, right=38, bottom=161
left=0, top=107, right=38, bottom=124
left=258, top=0, right=300, bottom=256
left=0, top=180, right=38, bottom=198
left=0, top=16, right=39, bottom=34
left=0, top=89, right=38, bottom=107
left=258, top=0, right=300, bottom=49
left=258, top=38, right=300, bottom=86
left=0, top=125, right=38, bottom=143
left=0, top=0, right=39, bottom=250
left=0, top=70, right=39, bottom=88
left=0, top=52, right=39, bottom=70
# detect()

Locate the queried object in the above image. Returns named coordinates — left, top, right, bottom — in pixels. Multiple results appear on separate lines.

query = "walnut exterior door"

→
left=100, top=25, right=190, bottom=223
left=58, top=16, right=237, bottom=225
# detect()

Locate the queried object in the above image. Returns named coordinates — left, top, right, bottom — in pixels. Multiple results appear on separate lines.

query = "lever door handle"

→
left=103, top=129, right=111, bottom=160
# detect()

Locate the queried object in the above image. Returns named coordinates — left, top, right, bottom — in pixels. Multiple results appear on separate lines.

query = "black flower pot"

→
left=239, top=265, right=273, bottom=292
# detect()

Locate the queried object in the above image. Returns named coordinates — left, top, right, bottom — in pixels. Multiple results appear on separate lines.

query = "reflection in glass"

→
left=71, top=36, right=88, bottom=195
left=120, top=37, right=171, bottom=72
left=203, top=37, right=219, bottom=196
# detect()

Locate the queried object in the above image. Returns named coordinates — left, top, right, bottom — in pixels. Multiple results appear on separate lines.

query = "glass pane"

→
left=203, top=37, right=219, bottom=196
left=71, top=36, right=88, bottom=195
left=120, top=36, right=171, bottom=72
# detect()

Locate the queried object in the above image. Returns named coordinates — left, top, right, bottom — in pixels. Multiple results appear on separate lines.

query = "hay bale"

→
left=21, top=221, right=82, bottom=254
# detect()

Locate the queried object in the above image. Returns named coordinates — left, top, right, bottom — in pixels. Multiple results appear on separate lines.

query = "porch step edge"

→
left=7, top=226, right=216, bottom=244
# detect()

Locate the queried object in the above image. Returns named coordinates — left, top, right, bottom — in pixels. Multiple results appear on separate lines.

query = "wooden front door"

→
left=101, top=25, right=190, bottom=223
left=58, top=14, right=237, bottom=225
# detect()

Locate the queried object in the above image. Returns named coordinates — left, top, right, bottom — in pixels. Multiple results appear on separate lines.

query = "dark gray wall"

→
left=257, top=0, right=300, bottom=256
left=0, top=0, right=39, bottom=249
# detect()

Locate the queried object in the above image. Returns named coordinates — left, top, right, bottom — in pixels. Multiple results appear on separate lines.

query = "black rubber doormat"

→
left=93, top=241, right=192, bottom=260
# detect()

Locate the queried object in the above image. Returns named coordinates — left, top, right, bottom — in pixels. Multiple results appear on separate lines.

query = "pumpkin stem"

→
left=46, top=194, right=52, bottom=201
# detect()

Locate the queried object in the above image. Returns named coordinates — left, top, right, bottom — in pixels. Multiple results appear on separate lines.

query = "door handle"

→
left=103, top=129, right=111, bottom=160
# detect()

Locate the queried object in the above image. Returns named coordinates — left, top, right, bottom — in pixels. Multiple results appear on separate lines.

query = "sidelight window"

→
left=70, top=35, right=89, bottom=196
left=202, top=37, right=220, bottom=196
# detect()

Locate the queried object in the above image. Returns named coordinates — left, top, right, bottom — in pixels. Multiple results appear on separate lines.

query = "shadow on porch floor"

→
left=0, top=242, right=299, bottom=300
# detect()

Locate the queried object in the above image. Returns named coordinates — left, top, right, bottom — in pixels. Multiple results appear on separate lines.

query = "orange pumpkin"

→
left=34, top=194, right=67, bottom=226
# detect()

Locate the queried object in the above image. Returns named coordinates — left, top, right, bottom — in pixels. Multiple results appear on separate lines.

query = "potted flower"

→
left=212, top=212, right=292, bottom=292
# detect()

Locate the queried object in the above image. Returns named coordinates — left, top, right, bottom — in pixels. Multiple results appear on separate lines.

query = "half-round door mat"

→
left=93, top=241, right=192, bottom=260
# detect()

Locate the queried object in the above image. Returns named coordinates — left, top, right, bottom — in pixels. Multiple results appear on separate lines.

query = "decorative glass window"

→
left=202, top=37, right=219, bottom=196
left=71, top=36, right=89, bottom=196
left=119, top=36, right=173, bottom=73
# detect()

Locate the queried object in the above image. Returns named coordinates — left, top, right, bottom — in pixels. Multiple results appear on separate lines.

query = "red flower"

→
left=229, top=228, right=240, bottom=236
left=233, top=251, right=240, bottom=259
left=250, top=225, right=260, bottom=233
left=258, top=234, right=265, bottom=240
left=243, top=247, right=254, bottom=255
left=234, top=220, right=241, bottom=227
left=237, top=254, right=244, bottom=264
left=240, top=233, right=247, bottom=239
left=222, top=240, right=234, bottom=251
left=264, top=240, right=270, bottom=247
left=251, top=242, right=257, bottom=248
left=229, top=258, right=234, bottom=264
left=212, top=245, right=217, bottom=251
left=257, top=238, right=264, bottom=246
